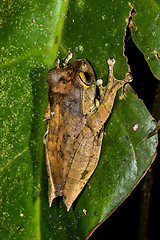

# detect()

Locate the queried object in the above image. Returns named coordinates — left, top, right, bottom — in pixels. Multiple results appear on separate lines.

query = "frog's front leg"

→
left=89, top=58, right=132, bottom=134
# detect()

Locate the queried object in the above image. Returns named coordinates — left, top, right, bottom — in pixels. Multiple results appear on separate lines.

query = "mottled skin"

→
left=44, top=57, right=132, bottom=211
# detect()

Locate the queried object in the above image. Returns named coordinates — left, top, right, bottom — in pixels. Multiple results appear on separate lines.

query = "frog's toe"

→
left=125, top=72, right=133, bottom=83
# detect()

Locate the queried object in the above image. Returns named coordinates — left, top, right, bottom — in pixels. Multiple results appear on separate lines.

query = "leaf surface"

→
left=0, top=1, right=158, bottom=239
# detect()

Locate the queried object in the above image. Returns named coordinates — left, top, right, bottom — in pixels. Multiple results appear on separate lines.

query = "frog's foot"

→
left=55, top=58, right=60, bottom=68
left=63, top=51, right=73, bottom=67
left=96, top=78, right=103, bottom=88
left=107, top=58, right=132, bottom=92
left=55, top=51, right=73, bottom=68
left=96, top=78, right=105, bottom=97
left=119, top=84, right=130, bottom=100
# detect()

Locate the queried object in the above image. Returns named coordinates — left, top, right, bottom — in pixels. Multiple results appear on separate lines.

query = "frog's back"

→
left=46, top=90, right=88, bottom=195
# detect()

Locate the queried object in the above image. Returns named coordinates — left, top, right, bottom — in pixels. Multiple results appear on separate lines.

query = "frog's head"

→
left=73, top=59, right=97, bottom=115
left=46, top=59, right=97, bottom=115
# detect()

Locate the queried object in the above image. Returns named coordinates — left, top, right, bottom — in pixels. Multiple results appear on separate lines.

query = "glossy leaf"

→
left=0, top=0, right=158, bottom=239
left=131, top=0, right=160, bottom=79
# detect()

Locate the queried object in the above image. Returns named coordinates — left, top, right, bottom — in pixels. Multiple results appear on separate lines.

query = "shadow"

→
left=29, top=66, right=48, bottom=203
left=125, top=26, right=157, bottom=112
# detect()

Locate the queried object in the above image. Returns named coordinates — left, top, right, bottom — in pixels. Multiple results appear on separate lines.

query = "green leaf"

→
left=130, top=0, right=160, bottom=79
left=0, top=0, right=158, bottom=240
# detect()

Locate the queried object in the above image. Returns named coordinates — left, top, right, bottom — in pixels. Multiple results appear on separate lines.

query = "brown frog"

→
left=44, top=54, right=132, bottom=211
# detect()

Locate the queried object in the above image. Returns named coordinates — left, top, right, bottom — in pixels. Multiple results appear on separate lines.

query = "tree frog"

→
left=44, top=54, right=132, bottom=211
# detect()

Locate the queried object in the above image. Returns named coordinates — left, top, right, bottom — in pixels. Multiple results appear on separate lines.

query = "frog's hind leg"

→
left=45, top=138, right=58, bottom=207
left=63, top=127, right=103, bottom=211
left=43, top=124, right=58, bottom=207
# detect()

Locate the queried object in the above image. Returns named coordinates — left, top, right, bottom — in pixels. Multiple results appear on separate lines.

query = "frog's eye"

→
left=79, top=72, right=91, bottom=88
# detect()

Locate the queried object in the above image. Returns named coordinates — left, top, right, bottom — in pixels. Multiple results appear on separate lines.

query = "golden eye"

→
left=79, top=72, right=91, bottom=88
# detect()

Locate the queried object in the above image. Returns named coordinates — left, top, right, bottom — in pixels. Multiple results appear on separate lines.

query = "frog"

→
left=43, top=53, right=132, bottom=211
